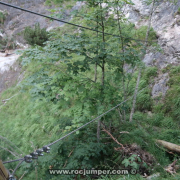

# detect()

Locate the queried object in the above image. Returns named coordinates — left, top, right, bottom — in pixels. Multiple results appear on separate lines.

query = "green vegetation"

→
left=135, top=26, right=157, bottom=44
left=45, top=0, right=66, bottom=5
left=23, top=23, right=49, bottom=46
left=1, top=0, right=180, bottom=180
left=0, top=35, right=16, bottom=50
left=177, top=7, right=180, bottom=14
left=0, top=11, right=6, bottom=24
left=164, top=65, right=180, bottom=121
left=45, top=0, right=72, bottom=7
left=174, top=7, right=180, bottom=16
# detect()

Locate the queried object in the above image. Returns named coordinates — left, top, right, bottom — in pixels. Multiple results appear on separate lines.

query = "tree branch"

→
left=101, top=123, right=124, bottom=149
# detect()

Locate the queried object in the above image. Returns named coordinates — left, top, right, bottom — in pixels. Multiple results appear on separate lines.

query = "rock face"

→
left=0, top=52, right=19, bottom=72
left=0, top=51, right=21, bottom=93
left=124, top=0, right=180, bottom=98
left=125, top=0, right=180, bottom=68
left=0, top=0, right=57, bottom=44
left=151, top=73, right=169, bottom=98
left=0, top=0, right=84, bottom=45
left=0, top=0, right=84, bottom=93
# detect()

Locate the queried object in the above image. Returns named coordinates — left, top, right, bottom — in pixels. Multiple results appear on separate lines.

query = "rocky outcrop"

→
left=124, top=0, right=180, bottom=98
left=0, top=0, right=56, bottom=44
left=151, top=73, right=169, bottom=98
left=0, top=51, right=21, bottom=93
left=0, top=0, right=84, bottom=45
left=124, top=0, right=180, bottom=68
left=0, top=0, right=84, bottom=93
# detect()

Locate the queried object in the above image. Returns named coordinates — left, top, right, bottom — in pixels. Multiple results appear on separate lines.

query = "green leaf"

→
left=130, top=162, right=139, bottom=169
left=122, top=159, right=130, bottom=167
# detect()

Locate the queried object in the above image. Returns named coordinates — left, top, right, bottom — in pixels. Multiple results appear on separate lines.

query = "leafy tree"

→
left=0, top=0, right=160, bottom=179
left=17, top=1, right=143, bottom=178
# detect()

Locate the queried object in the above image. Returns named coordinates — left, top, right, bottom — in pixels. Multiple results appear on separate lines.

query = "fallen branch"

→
left=156, top=140, right=180, bottom=154
left=165, top=160, right=179, bottom=175
left=155, top=142, right=175, bottom=155
left=119, top=131, right=129, bottom=134
left=68, top=148, right=74, bottom=157
left=63, top=148, right=74, bottom=168
left=19, top=171, right=27, bottom=180
left=101, top=123, right=124, bottom=149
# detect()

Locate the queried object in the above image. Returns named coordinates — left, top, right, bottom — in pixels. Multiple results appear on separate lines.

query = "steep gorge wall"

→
left=0, top=0, right=64, bottom=44
left=125, top=0, right=180, bottom=69
left=124, top=0, right=180, bottom=98
left=0, top=0, right=84, bottom=93
left=0, top=0, right=60, bottom=93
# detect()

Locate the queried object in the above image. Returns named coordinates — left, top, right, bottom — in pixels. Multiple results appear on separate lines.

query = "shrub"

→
left=0, top=35, right=16, bottom=50
left=0, top=11, right=5, bottom=24
left=46, top=0, right=64, bottom=5
left=136, top=26, right=157, bottom=44
left=144, top=67, right=158, bottom=81
left=24, top=23, right=49, bottom=46
left=45, top=0, right=71, bottom=6
left=177, top=7, right=180, bottom=14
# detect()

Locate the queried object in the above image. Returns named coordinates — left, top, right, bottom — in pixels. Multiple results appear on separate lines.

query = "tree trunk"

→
left=116, top=2, right=126, bottom=121
left=156, top=140, right=180, bottom=154
left=129, top=0, right=155, bottom=122
left=97, top=2, right=106, bottom=142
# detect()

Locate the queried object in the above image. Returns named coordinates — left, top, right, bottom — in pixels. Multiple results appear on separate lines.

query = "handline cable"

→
left=46, top=71, right=165, bottom=147
left=3, top=158, right=24, bottom=164
left=2, top=96, right=132, bottom=165
left=2, top=87, right=144, bottom=164
left=8, top=159, right=25, bottom=180
left=12, top=159, right=24, bottom=176
left=2, top=74, right=165, bottom=179
left=3, top=78, right=156, bottom=165
left=2, top=69, right=167, bottom=165
left=0, top=1, right=157, bottom=43
left=47, top=95, right=132, bottom=146
left=2, top=96, right=133, bottom=166
left=46, top=85, right=148, bottom=147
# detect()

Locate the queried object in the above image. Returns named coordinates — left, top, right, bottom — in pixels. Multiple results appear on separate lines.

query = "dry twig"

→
left=101, top=123, right=124, bottom=149
left=19, top=171, right=27, bottom=180
left=165, top=160, right=179, bottom=175
left=63, top=148, right=74, bottom=168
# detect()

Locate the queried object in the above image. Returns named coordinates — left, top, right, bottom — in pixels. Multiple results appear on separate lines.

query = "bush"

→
left=136, top=26, right=157, bottom=44
left=24, top=23, right=49, bottom=46
left=144, top=67, right=158, bottom=80
left=177, top=7, right=180, bottom=15
left=0, top=11, right=5, bottom=24
left=45, top=0, right=71, bottom=6
left=0, top=35, right=16, bottom=50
